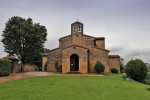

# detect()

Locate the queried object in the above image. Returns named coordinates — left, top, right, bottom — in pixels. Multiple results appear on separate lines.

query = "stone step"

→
left=67, top=71, right=81, bottom=74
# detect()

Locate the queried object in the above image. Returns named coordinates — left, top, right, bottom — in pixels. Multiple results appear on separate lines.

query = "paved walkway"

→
left=0, top=72, right=102, bottom=82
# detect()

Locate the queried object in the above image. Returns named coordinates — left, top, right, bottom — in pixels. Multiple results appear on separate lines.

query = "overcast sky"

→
left=0, top=0, right=150, bottom=64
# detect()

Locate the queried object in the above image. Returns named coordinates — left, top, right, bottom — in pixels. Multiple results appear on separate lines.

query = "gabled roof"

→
left=59, top=34, right=105, bottom=40
left=71, top=21, right=83, bottom=25
left=47, top=47, right=60, bottom=52
left=43, top=53, right=48, bottom=56
left=62, top=45, right=88, bottom=50
left=59, top=35, right=71, bottom=40
left=3, top=56, right=18, bottom=61
left=108, top=55, right=120, bottom=58
left=95, top=37, right=105, bottom=40
left=93, top=47, right=110, bottom=52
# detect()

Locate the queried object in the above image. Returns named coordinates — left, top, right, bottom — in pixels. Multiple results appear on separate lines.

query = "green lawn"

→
left=0, top=74, right=150, bottom=100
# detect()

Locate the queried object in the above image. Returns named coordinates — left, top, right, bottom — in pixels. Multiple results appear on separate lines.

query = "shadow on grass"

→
left=147, top=88, right=150, bottom=91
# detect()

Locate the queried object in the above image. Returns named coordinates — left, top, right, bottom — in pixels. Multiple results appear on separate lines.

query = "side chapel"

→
left=42, top=21, right=120, bottom=73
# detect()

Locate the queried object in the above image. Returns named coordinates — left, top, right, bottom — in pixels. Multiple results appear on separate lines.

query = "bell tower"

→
left=71, top=21, right=83, bottom=35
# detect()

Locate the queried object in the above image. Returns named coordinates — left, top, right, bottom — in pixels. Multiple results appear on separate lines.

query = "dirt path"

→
left=0, top=72, right=102, bottom=82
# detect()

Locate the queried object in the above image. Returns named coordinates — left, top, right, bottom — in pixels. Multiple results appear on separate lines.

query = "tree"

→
left=120, top=58, right=125, bottom=73
left=1, top=16, right=47, bottom=71
left=126, top=59, right=148, bottom=82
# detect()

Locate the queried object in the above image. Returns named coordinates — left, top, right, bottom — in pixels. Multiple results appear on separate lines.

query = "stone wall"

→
left=46, top=31, right=120, bottom=74
left=59, top=33, right=96, bottom=49
left=12, top=61, right=21, bottom=73
left=62, top=46, right=88, bottom=73
left=47, top=48, right=62, bottom=72
left=89, top=47, right=110, bottom=73
left=24, top=65, right=35, bottom=72
left=95, top=39, right=105, bottom=49
left=59, top=36, right=72, bottom=49
left=42, top=54, right=48, bottom=71
left=108, top=55, right=120, bottom=73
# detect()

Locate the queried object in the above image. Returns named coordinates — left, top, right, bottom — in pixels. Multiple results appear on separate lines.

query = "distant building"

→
left=3, top=56, right=21, bottom=73
left=42, top=21, right=120, bottom=73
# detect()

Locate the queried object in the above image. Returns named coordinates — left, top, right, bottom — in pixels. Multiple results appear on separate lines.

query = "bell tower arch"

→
left=71, top=21, right=83, bottom=35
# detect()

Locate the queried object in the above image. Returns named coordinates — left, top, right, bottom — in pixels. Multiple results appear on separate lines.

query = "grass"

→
left=0, top=74, right=150, bottom=100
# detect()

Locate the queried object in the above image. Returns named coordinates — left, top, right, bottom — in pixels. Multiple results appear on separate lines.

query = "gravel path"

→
left=0, top=72, right=102, bottom=82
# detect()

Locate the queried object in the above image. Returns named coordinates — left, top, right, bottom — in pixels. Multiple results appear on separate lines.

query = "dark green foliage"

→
left=143, top=72, right=150, bottom=85
left=126, top=59, right=148, bottom=82
left=147, top=88, right=150, bottom=91
left=0, top=59, right=12, bottom=76
left=120, top=63, right=125, bottom=73
left=94, top=61, right=105, bottom=74
left=1, top=16, right=47, bottom=69
left=28, top=54, right=43, bottom=70
left=111, top=68, right=119, bottom=73
left=38, top=67, right=42, bottom=71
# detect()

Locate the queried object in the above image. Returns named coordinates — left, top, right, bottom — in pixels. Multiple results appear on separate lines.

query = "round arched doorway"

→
left=70, top=54, right=79, bottom=71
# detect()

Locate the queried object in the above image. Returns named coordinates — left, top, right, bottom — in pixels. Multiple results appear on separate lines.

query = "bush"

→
left=126, top=59, right=148, bottom=82
left=0, top=59, right=12, bottom=76
left=24, top=65, right=35, bottom=72
left=33, top=65, right=39, bottom=71
left=111, top=68, right=119, bottom=73
left=94, top=61, right=105, bottom=74
left=143, top=72, right=150, bottom=85
left=120, top=63, right=125, bottom=73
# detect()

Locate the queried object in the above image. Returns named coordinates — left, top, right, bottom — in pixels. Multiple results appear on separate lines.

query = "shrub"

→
left=143, top=72, right=150, bottom=85
left=33, top=65, right=39, bottom=71
left=0, top=59, right=12, bottom=76
left=111, top=68, right=119, bottom=73
left=120, top=63, right=125, bottom=73
left=126, top=59, right=148, bottom=82
left=94, top=61, right=105, bottom=74
left=24, top=65, right=35, bottom=72
left=38, top=67, right=42, bottom=71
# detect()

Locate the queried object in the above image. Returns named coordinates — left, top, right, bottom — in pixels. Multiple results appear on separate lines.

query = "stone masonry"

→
left=42, top=21, right=120, bottom=73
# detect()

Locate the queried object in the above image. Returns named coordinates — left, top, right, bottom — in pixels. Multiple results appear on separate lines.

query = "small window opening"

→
left=94, top=40, right=96, bottom=46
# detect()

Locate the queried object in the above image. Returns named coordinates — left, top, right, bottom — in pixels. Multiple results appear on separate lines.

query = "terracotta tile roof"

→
left=43, top=53, right=48, bottom=56
left=59, top=35, right=71, bottom=40
left=95, top=37, right=105, bottom=40
left=3, top=56, right=18, bottom=61
left=108, top=55, right=120, bottom=58
left=59, top=34, right=105, bottom=40
left=71, top=21, right=83, bottom=25
left=47, top=47, right=60, bottom=52
left=93, top=47, right=110, bottom=52
left=83, top=34, right=95, bottom=38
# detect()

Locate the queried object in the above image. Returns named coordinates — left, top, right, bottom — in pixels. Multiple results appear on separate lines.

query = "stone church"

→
left=42, top=21, right=120, bottom=73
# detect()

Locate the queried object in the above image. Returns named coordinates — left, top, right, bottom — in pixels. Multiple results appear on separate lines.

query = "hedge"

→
left=0, top=58, right=12, bottom=76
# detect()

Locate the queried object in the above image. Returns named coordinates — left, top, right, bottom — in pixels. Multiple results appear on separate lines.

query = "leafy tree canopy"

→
left=1, top=16, right=47, bottom=66
left=126, top=59, right=148, bottom=82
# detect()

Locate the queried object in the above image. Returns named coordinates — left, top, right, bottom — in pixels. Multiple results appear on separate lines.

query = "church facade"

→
left=43, top=21, right=120, bottom=73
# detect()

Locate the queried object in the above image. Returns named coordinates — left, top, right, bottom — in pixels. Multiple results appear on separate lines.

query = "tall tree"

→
left=1, top=16, right=47, bottom=71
